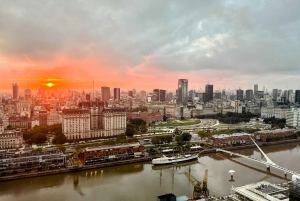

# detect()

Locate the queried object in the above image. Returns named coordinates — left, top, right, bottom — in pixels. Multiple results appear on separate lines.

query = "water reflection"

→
left=73, top=175, right=85, bottom=196
left=0, top=173, right=65, bottom=195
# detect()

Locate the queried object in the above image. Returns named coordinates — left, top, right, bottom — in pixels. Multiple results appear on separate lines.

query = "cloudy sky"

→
left=1, top=0, right=300, bottom=92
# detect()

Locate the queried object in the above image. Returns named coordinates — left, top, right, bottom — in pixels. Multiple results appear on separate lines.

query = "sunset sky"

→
left=1, top=1, right=300, bottom=92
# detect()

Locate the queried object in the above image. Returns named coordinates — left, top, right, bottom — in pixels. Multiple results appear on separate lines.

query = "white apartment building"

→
left=47, top=109, right=61, bottom=125
left=0, top=120, right=23, bottom=150
left=16, top=100, right=31, bottom=118
left=286, top=108, right=300, bottom=127
left=62, top=109, right=90, bottom=139
left=62, top=107, right=126, bottom=140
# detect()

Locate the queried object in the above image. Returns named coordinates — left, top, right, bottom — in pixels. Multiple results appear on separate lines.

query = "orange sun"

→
left=46, top=83, right=54, bottom=87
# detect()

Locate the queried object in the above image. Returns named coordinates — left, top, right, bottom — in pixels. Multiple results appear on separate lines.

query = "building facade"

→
left=0, top=130, right=23, bottom=150
left=12, top=83, right=19, bottom=100
left=113, top=88, right=120, bottom=101
left=62, top=106, right=126, bottom=140
left=177, top=79, right=188, bottom=104
left=101, top=87, right=110, bottom=102
left=205, top=84, right=213, bottom=102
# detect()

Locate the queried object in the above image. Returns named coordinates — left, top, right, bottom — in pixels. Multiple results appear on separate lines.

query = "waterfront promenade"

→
left=1, top=138, right=300, bottom=182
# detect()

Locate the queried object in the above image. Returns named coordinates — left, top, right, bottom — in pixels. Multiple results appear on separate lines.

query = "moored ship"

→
left=152, top=154, right=198, bottom=165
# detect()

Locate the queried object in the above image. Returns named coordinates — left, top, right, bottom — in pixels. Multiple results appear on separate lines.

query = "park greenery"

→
left=75, top=134, right=139, bottom=150
left=175, top=133, right=192, bottom=145
left=151, top=135, right=173, bottom=145
left=126, top=118, right=148, bottom=136
left=263, top=117, right=286, bottom=129
left=155, top=120, right=201, bottom=127
left=23, top=124, right=64, bottom=144
left=196, top=112, right=259, bottom=124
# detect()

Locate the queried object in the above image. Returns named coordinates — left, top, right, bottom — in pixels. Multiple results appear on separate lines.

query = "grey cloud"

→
left=1, top=0, right=300, bottom=89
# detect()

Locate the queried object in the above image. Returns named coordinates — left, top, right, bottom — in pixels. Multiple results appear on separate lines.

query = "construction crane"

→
left=184, top=169, right=209, bottom=199
left=184, top=172, right=202, bottom=199
left=202, top=169, right=209, bottom=198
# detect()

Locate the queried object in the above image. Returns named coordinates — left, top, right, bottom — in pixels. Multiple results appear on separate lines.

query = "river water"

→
left=0, top=142, right=299, bottom=201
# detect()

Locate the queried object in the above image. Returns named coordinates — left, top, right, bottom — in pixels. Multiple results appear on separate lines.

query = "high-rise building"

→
left=236, top=89, right=244, bottom=101
left=159, top=90, right=166, bottom=102
left=153, top=89, right=166, bottom=102
left=153, top=89, right=159, bottom=101
left=12, top=83, right=19, bottom=100
left=113, top=88, right=120, bottom=101
left=128, top=91, right=133, bottom=97
left=24, top=89, right=31, bottom=100
left=288, top=89, right=293, bottom=100
left=272, top=89, right=279, bottom=99
left=177, top=79, right=188, bottom=104
left=38, top=86, right=46, bottom=100
left=101, top=87, right=110, bottom=102
left=295, top=90, right=300, bottom=103
left=86, top=94, right=91, bottom=101
left=245, top=89, right=253, bottom=101
left=254, top=84, right=258, bottom=98
left=205, top=84, right=213, bottom=102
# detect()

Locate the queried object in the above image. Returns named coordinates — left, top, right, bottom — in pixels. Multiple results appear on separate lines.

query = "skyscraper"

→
left=177, top=79, right=188, bottom=104
left=24, top=89, right=31, bottom=100
left=254, top=84, right=258, bottom=99
left=113, top=88, right=120, bottom=101
left=159, top=90, right=166, bottom=102
left=236, top=89, right=244, bottom=101
left=38, top=86, right=45, bottom=100
left=245, top=89, right=253, bottom=101
left=272, top=89, right=279, bottom=99
left=205, top=84, right=213, bottom=102
left=153, top=89, right=166, bottom=102
left=101, top=87, right=110, bottom=102
left=153, top=89, right=159, bottom=101
left=295, top=90, right=300, bottom=103
left=12, top=83, right=19, bottom=100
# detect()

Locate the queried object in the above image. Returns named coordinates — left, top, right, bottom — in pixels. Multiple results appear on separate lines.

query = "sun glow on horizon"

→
left=46, top=83, right=54, bottom=87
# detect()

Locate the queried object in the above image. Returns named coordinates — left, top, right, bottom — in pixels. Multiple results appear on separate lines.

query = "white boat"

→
left=152, top=154, right=198, bottom=165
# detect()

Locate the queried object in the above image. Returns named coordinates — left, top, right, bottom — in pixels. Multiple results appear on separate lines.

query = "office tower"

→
left=288, top=89, right=293, bottom=100
left=236, top=89, right=244, bottom=101
left=246, top=89, right=253, bottom=101
left=153, top=89, right=166, bottom=102
left=177, top=79, right=188, bottom=104
left=272, top=89, right=279, bottom=99
left=254, top=84, right=258, bottom=93
left=295, top=90, right=300, bottom=103
left=38, top=86, right=46, bottom=100
left=12, top=83, right=19, bottom=100
left=254, top=84, right=258, bottom=98
left=86, top=94, right=91, bottom=101
left=159, top=90, right=166, bottom=102
left=153, top=89, right=159, bottom=101
left=188, top=90, right=194, bottom=99
left=113, top=88, right=120, bottom=101
left=101, top=87, right=110, bottom=102
left=284, top=90, right=288, bottom=97
left=205, top=84, right=213, bottom=102
left=214, top=91, right=221, bottom=99
left=221, top=90, right=226, bottom=99
left=128, top=91, right=133, bottom=97
left=24, top=89, right=31, bottom=100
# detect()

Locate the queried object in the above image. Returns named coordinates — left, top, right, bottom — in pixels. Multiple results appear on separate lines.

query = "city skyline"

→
left=1, top=1, right=300, bottom=91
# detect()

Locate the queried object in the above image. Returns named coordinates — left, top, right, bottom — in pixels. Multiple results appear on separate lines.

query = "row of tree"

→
left=263, top=117, right=286, bottom=129
left=151, top=135, right=173, bottom=145
left=23, top=124, right=67, bottom=145
left=195, top=112, right=259, bottom=124
left=126, top=118, right=148, bottom=136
